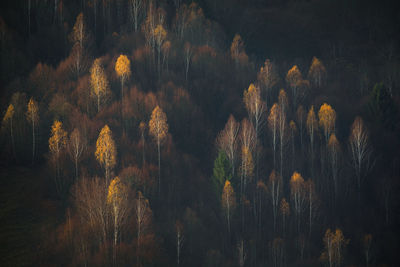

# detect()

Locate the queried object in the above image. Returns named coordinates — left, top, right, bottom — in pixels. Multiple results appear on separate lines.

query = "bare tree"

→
left=184, top=42, right=193, bottom=81
left=349, top=116, right=373, bottom=198
left=176, top=221, right=184, bottom=267
left=216, top=114, right=240, bottom=177
left=269, top=170, right=282, bottom=233
left=135, top=191, right=152, bottom=266
left=68, top=128, right=86, bottom=180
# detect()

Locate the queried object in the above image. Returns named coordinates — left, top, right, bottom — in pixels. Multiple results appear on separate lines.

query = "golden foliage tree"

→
left=318, top=103, right=336, bottom=144
left=49, top=120, right=67, bottom=193
left=222, top=180, right=236, bottom=235
left=149, top=105, right=169, bottom=193
left=26, top=98, right=39, bottom=164
left=2, top=104, right=15, bottom=157
left=95, top=125, right=117, bottom=184
left=90, top=58, right=109, bottom=113
left=115, top=54, right=131, bottom=103
left=308, top=57, right=326, bottom=88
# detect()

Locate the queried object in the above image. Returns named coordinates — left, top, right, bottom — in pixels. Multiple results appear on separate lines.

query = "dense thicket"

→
left=0, top=0, right=399, bottom=266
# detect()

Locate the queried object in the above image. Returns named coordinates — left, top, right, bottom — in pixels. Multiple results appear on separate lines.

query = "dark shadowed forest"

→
left=0, top=0, right=399, bottom=266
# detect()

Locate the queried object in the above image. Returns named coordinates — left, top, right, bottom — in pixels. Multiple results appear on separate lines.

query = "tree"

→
left=289, top=120, right=297, bottom=171
left=230, top=34, right=248, bottom=69
left=68, top=128, right=86, bottom=180
left=95, top=125, right=117, bottom=184
left=154, top=24, right=167, bottom=77
left=328, top=134, right=340, bottom=202
left=90, top=58, right=109, bottom=113
left=296, top=105, right=305, bottom=151
left=268, top=103, right=279, bottom=168
left=321, top=228, right=349, bottom=267
left=212, top=151, right=232, bottom=199
left=69, top=13, right=91, bottom=78
left=216, top=114, right=239, bottom=177
left=308, top=57, right=326, bottom=88
left=222, top=180, right=236, bottom=235
left=176, top=220, right=184, bottom=267
left=257, top=59, right=279, bottom=108
left=115, top=54, right=131, bottom=104
left=280, top=198, right=290, bottom=237
left=26, top=98, right=39, bottom=164
left=269, top=170, right=282, bottom=232
left=278, top=90, right=288, bottom=177
left=139, top=121, right=146, bottom=167
left=239, top=119, right=256, bottom=196
left=306, top=105, right=318, bottom=176
left=149, top=105, right=168, bottom=194
left=2, top=104, right=15, bottom=158
left=349, top=116, right=372, bottom=197
left=244, top=83, right=266, bottom=179
left=237, top=239, right=246, bottom=267
left=107, top=176, right=130, bottom=265
left=305, top=179, right=318, bottom=236
left=135, top=191, right=152, bottom=266
left=129, top=0, right=145, bottom=32
left=49, top=120, right=67, bottom=194
left=318, top=103, right=336, bottom=144
left=184, top=42, right=193, bottom=81
left=286, top=65, right=303, bottom=107
left=290, top=171, right=306, bottom=233
left=270, top=237, right=285, bottom=267
left=363, top=234, right=372, bottom=267
left=73, top=176, right=109, bottom=249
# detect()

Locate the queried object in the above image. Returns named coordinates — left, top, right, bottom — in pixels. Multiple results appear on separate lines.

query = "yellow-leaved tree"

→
left=90, top=58, right=109, bottom=113
left=149, top=105, right=168, bottom=194
left=26, top=98, right=39, bottom=164
left=49, top=120, right=67, bottom=194
left=107, top=176, right=129, bottom=265
left=2, top=104, right=15, bottom=158
left=286, top=65, right=303, bottom=107
left=318, top=103, right=336, bottom=144
left=222, top=180, right=236, bottom=235
left=95, top=125, right=117, bottom=184
left=257, top=59, right=279, bottom=107
left=115, top=54, right=131, bottom=103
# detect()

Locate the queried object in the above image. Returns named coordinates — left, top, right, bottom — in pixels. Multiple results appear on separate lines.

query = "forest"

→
left=0, top=0, right=399, bottom=266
